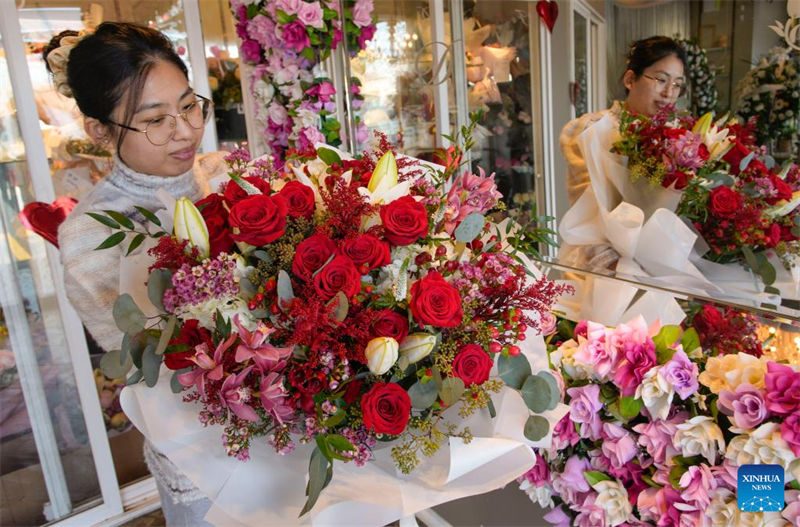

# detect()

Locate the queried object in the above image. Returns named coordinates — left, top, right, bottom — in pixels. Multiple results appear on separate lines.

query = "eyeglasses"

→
left=641, top=73, right=687, bottom=97
left=108, top=95, right=213, bottom=146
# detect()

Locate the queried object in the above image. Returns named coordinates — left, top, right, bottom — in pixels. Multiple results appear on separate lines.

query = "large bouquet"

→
left=520, top=316, right=800, bottom=527
left=93, top=135, right=570, bottom=516
left=613, top=107, right=800, bottom=286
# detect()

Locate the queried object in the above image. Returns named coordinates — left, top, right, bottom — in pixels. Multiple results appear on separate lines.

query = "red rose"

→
left=223, top=176, right=272, bottom=204
left=313, top=254, right=361, bottom=299
left=408, top=272, right=463, bottom=328
left=204, top=214, right=235, bottom=257
left=229, top=194, right=288, bottom=246
left=722, top=140, right=751, bottom=175
left=361, top=382, right=411, bottom=435
left=708, top=186, right=743, bottom=219
left=380, top=196, right=429, bottom=246
left=371, top=309, right=409, bottom=343
left=452, top=344, right=493, bottom=386
left=278, top=180, right=316, bottom=218
left=342, top=379, right=363, bottom=405
left=195, top=193, right=228, bottom=220
left=769, top=175, right=793, bottom=204
left=767, top=222, right=782, bottom=248
left=292, top=234, right=337, bottom=281
left=692, top=304, right=725, bottom=341
left=662, top=170, right=691, bottom=190
left=341, top=234, right=391, bottom=273
left=165, top=319, right=211, bottom=370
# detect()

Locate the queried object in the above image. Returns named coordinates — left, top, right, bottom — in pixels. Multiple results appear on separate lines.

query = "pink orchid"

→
left=178, top=333, right=236, bottom=394
left=234, top=317, right=293, bottom=372
left=220, top=366, right=259, bottom=422
left=260, top=372, right=295, bottom=424
left=442, top=167, right=502, bottom=234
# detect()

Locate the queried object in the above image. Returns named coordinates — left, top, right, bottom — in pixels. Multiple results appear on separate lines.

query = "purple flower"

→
left=574, top=495, right=606, bottom=527
left=613, top=339, right=657, bottom=397
left=710, top=460, right=737, bottom=491
left=661, top=349, right=699, bottom=400
left=782, top=411, right=800, bottom=456
left=601, top=422, right=639, bottom=468
left=567, top=384, right=604, bottom=440
left=241, top=39, right=262, bottom=63
left=297, top=1, right=324, bottom=29
left=543, top=505, right=571, bottom=527
left=764, top=361, right=800, bottom=416
left=275, top=0, right=302, bottom=15
left=717, top=383, right=769, bottom=429
left=552, top=455, right=592, bottom=505
left=247, top=15, right=278, bottom=50
left=632, top=412, right=685, bottom=466
left=280, top=21, right=310, bottom=52
left=677, top=464, right=716, bottom=509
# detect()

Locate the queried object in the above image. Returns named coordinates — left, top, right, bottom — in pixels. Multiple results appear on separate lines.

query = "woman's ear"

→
left=84, top=117, right=113, bottom=145
left=622, top=70, right=635, bottom=92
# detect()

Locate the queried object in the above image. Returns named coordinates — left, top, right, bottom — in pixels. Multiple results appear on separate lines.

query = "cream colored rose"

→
left=707, top=489, right=740, bottom=527
left=635, top=367, right=674, bottom=421
left=365, top=337, right=399, bottom=375
left=518, top=480, right=553, bottom=509
left=593, top=480, right=632, bottom=527
left=397, top=333, right=436, bottom=368
left=674, top=416, right=725, bottom=463
left=735, top=422, right=798, bottom=482
left=699, top=353, right=767, bottom=394
left=558, top=338, right=593, bottom=381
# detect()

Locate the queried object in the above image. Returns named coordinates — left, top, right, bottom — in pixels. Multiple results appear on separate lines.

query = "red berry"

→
left=435, top=245, right=447, bottom=257
left=508, top=345, right=521, bottom=356
left=517, top=323, right=527, bottom=333
left=445, top=261, right=458, bottom=272
left=517, top=334, right=527, bottom=341
left=489, top=342, right=502, bottom=353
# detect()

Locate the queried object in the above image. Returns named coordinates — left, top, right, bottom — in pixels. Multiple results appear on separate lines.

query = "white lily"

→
left=173, top=197, right=210, bottom=259
left=765, top=190, right=800, bottom=219
left=358, top=151, right=412, bottom=205
left=692, top=112, right=733, bottom=161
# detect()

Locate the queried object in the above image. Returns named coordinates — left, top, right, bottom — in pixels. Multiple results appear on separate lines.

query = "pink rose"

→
left=567, top=384, right=603, bottom=440
left=662, top=349, right=699, bottom=400
left=784, top=490, right=800, bottom=527
left=352, top=0, right=374, bottom=28
left=574, top=328, right=618, bottom=381
left=280, top=20, right=310, bottom=52
left=601, top=422, right=638, bottom=469
left=297, top=1, right=324, bottom=29
left=542, top=505, right=571, bottom=527
left=551, top=455, right=592, bottom=505
left=551, top=413, right=580, bottom=451
left=677, top=464, right=716, bottom=509
left=275, top=0, right=302, bottom=15
left=764, top=361, right=800, bottom=415
left=782, top=412, right=800, bottom=456
left=613, top=339, right=657, bottom=397
left=718, top=383, right=769, bottom=430
left=241, top=39, right=262, bottom=63
left=633, top=412, right=685, bottom=466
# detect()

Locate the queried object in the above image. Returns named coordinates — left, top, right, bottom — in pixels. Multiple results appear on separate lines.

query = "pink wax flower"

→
left=241, top=39, right=262, bottom=64
left=601, top=422, right=639, bottom=468
left=782, top=411, right=800, bottom=456
left=662, top=349, right=699, bottom=400
left=717, top=383, right=769, bottom=430
left=764, top=361, right=800, bottom=416
left=543, top=505, right=571, bottom=527
left=219, top=366, right=259, bottom=422
left=567, top=384, right=604, bottom=440
left=297, top=1, right=324, bottom=29
left=677, top=464, right=716, bottom=509
left=280, top=21, right=311, bottom=52
left=352, top=0, right=374, bottom=28
left=613, top=339, right=657, bottom=397
left=552, top=455, right=592, bottom=505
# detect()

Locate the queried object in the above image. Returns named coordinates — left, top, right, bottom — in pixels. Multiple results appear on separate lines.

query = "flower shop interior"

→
left=0, top=0, right=799, bottom=526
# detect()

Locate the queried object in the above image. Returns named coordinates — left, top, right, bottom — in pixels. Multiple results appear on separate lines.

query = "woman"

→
left=46, top=22, right=225, bottom=526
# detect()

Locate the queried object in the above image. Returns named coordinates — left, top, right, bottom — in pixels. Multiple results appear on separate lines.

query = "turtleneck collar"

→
left=106, top=155, right=202, bottom=203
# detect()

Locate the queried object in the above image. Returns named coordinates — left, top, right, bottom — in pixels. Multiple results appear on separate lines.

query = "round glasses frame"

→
left=107, top=94, right=213, bottom=146
left=641, top=73, right=687, bottom=97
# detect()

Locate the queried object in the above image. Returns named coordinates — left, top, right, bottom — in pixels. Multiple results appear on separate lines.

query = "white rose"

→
left=636, top=367, right=674, bottom=421
left=397, top=333, right=437, bottom=368
left=740, top=422, right=798, bottom=482
left=674, top=416, right=725, bottom=464
left=254, top=79, right=274, bottom=104
left=518, top=479, right=554, bottom=509
left=707, top=489, right=739, bottom=527
left=364, top=337, right=398, bottom=375
left=593, top=480, right=632, bottom=527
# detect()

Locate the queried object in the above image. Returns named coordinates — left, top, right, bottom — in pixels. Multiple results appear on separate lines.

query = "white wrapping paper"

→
left=558, top=113, right=799, bottom=322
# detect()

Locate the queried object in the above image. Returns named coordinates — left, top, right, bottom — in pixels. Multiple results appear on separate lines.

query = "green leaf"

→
left=408, top=379, right=439, bottom=409
left=154, top=316, right=177, bottom=355
left=112, top=294, right=146, bottom=334
left=141, top=341, right=161, bottom=388
left=454, top=213, right=486, bottom=243
left=216, top=309, right=231, bottom=338
left=301, top=47, right=315, bottom=62
left=439, top=376, right=465, bottom=406
left=535, top=371, right=561, bottom=411
left=520, top=375, right=553, bottom=413
left=317, top=147, right=342, bottom=165
left=126, top=233, right=146, bottom=255
left=523, top=415, right=550, bottom=442
left=251, top=250, right=272, bottom=264
left=300, top=447, right=332, bottom=517
left=764, top=285, right=781, bottom=295
left=327, top=434, right=356, bottom=453
left=147, top=269, right=172, bottom=313
left=680, top=327, right=701, bottom=353
left=669, top=464, right=689, bottom=490
left=328, top=291, right=348, bottom=323
left=86, top=212, right=120, bottom=229
left=497, top=353, right=532, bottom=390
left=171, top=369, right=189, bottom=394
left=277, top=270, right=295, bottom=308
left=321, top=410, right=346, bottom=428
left=134, top=206, right=162, bottom=227
left=584, top=470, right=612, bottom=487
left=758, top=257, right=777, bottom=286
left=653, top=325, right=681, bottom=350
left=100, top=349, right=133, bottom=379
left=619, top=396, right=643, bottom=419
left=103, top=210, right=135, bottom=230
left=125, top=332, right=147, bottom=369
left=126, top=369, right=143, bottom=385
left=95, top=231, right=126, bottom=250
left=487, top=398, right=496, bottom=418
left=739, top=151, right=755, bottom=172
left=245, top=3, right=259, bottom=19
left=742, top=246, right=759, bottom=274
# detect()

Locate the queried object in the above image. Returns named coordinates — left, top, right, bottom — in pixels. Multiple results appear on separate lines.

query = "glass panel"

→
left=573, top=11, right=588, bottom=117
left=0, top=32, right=101, bottom=525
left=199, top=0, right=247, bottom=151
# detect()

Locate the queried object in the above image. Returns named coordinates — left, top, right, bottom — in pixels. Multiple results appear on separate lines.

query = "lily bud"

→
left=368, top=150, right=398, bottom=197
left=174, top=197, right=210, bottom=258
left=364, top=337, right=398, bottom=375
left=398, top=333, right=437, bottom=365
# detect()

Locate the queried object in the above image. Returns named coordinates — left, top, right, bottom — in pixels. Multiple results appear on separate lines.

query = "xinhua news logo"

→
left=737, top=464, right=784, bottom=512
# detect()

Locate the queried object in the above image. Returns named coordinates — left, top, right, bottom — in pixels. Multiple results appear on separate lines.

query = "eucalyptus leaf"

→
left=154, top=316, right=177, bottom=355
left=523, top=415, right=549, bottom=442
left=739, top=151, right=755, bottom=172
left=535, top=371, right=561, bottom=411
left=100, top=349, right=133, bottom=379
left=141, top=342, right=161, bottom=387
left=758, top=257, right=777, bottom=286
left=252, top=250, right=272, bottom=263
left=300, top=447, right=332, bottom=517
left=329, top=291, right=348, bottom=323
left=277, top=269, right=295, bottom=308
left=128, top=332, right=147, bottom=369
left=520, top=375, right=551, bottom=413
left=171, top=369, right=189, bottom=394
left=95, top=231, right=126, bottom=250
left=498, top=353, right=532, bottom=390
left=454, top=213, right=486, bottom=243
left=408, top=379, right=439, bottom=409
left=742, top=247, right=759, bottom=274
left=439, top=376, right=465, bottom=407
left=126, top=369, right=143, bottom=385
left=112, top=294, right=146, bottom=334
left=147, top=269, right=172, bottom=312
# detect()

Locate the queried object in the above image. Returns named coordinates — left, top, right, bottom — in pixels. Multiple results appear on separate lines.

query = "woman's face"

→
left=112, top=60, right=204, bottom=177
left=623, top=54, right=685, bottom=116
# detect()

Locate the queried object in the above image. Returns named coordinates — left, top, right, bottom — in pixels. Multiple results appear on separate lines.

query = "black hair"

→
left=43, top=22, right=188, bottom=148
left=623, top=36, right=687, bottom=92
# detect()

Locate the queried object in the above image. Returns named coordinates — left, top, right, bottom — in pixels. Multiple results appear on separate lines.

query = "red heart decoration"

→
left=536, top=0, right=558, bottom=33
left=18, top=197, right=78, bottom=248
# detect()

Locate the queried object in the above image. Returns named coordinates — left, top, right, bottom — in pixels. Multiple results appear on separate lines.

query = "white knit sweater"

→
left=58, top=152, right=227, bottom=504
